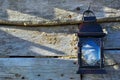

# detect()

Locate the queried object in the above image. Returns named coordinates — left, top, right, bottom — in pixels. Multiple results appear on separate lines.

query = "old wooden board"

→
left=0, top=58, right=79, bottom=80
left=0, top=0, right=120, bottom=26
left=0, top=55, right=120, bottom=80
left=0, top=22, right=120, bottom=57
left=105, top=50, right=120, bottom=64
left=103, top=22, right=120, bottom=49
left=0, top=25, right=78, bottom=57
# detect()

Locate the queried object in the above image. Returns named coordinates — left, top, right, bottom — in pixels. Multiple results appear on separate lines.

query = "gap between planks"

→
left=0, top=55, right=77, bottom=59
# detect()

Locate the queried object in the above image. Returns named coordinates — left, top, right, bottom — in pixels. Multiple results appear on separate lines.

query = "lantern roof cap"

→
left=78, top=32, right=106, bottom=38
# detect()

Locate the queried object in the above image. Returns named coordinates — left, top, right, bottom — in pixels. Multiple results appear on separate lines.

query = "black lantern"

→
left=77, top=9, right=106, bottom=74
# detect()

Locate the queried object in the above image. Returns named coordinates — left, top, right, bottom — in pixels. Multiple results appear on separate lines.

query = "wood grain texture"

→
left=0, top=22, right=120, bottom=57
left=0, top=17, right=120, bottom=27
left=0, top=58, right=80, bottom=80
left=0, top=1, right=119, bottom=80
left=105, top=50, right=120, bottom=64
left=0, top=25, right=78, bottom=57
left=103, top=22, right=120, bottom=48
left=0, top=0, right=120, bottom=26
left=0, top=56, right=120, bottom=80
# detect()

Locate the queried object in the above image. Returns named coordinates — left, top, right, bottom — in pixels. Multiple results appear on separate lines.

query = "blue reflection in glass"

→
left=82, top=38, right=100, bottom=66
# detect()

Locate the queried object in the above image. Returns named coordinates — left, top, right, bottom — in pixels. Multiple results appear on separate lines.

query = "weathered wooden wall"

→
left=0, top=0, right=120, bottom=80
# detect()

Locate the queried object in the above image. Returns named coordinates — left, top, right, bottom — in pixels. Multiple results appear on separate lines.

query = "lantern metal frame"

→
left=77, top=9, right=106, bottom=74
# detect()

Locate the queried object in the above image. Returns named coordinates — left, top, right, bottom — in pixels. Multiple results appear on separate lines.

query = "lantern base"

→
left=77, top=69, right=107, bottom=74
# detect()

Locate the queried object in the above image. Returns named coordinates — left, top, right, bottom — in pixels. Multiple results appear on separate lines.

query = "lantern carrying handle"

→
left=83, top=10, right=95, bottom=17
left=82, top=5, right=96, bottom=21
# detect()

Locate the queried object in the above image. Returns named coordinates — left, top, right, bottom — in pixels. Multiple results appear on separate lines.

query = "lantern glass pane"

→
left=81, top=38, right=101, bottom=66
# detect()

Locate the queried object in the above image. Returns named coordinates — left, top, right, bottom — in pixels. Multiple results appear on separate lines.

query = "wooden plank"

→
left=0, top=22, right=120, bottom=57
left=0, top=0, right=120, bottom=26
left=0, top=25, right=78, bottom=57
left=0, top=58, right=80, bottom=80
left=0, top=17, right=120, bottom=27
left=103, top=22, right=120, bottom=48
left=0, top=56, right=120, bottom=80
left=104, top=50, right=120, bottom=64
